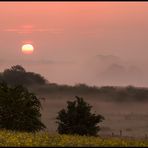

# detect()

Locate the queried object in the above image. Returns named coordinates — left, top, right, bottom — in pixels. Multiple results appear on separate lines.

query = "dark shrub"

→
left=0, top=82, right=46, bottom=132
left=56, top=96, right=104, bottom=136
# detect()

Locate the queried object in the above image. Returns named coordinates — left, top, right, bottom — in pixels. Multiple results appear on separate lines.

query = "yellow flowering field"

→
left=0, top=130, right=148, bottom=147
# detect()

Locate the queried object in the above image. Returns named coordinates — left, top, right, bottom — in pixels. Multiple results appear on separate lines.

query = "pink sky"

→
left=0, top=2, right=148, bottom=87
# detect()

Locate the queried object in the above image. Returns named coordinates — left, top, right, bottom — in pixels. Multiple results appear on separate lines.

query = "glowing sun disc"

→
left=21, top=44, right=34, bottom=54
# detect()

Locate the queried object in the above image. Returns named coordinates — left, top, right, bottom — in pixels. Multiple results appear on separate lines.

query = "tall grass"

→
left=0, top=130, right=147, bottom=146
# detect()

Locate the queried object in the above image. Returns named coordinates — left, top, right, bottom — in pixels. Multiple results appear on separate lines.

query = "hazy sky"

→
left=1, top=2, right=148, bottom=87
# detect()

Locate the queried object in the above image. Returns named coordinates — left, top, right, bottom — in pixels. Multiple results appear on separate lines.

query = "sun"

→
left=21, top=44, right=34, bottom=54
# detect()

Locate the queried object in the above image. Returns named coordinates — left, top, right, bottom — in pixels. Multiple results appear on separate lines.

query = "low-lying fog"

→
left=39, top=94, right=148, bottom=138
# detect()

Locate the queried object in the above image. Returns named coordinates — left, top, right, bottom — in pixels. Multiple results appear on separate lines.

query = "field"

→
left=40, top=98, right=148, bottom=138
left=0, top=130, right=148, bottom=147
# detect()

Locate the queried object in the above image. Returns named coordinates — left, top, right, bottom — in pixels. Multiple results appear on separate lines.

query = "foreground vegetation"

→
left=0, top=130, right=147, bottom=147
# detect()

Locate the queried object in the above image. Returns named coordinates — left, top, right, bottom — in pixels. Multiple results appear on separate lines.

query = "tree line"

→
left=1, top=65, right=148, bottom=102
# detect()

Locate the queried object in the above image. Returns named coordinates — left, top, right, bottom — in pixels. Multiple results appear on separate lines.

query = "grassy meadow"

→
left=0, top=130, right=147, bottom=147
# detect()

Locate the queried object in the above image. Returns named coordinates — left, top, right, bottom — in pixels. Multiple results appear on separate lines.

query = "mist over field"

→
left=1, top=65, right=148, bottom=138
left=0, top=65, right=148, bottom=137
left=41, top=99, right=148, bottom=138
left=1, top=2, right=148, bottom=139
left=34, top=86, right=148, bottom=138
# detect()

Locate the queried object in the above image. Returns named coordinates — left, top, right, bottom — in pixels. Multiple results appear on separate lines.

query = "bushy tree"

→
left=0, top=82, right=46, bottom=132
left=56, top=96, right=105, bottom=136
left=1, top=65, right=48, bottom=86
left=2, top=65, right=26, bottom=86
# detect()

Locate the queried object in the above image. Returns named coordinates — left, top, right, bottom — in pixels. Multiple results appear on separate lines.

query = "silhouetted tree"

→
left=26, top=72, right=47, bottom=85
left=10, top=65, right=26, bottom=72
left=0, top=82, right=46, bottom=132
left=1, top=65, right=47, bottom=86
left=56, top=96, right=105, bottom=136
left=2, top=65, right=26, bottom=86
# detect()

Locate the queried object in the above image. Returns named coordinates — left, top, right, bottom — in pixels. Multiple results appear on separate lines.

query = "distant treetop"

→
left=0, top=65, right=48, bottom=86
